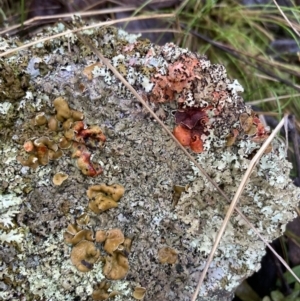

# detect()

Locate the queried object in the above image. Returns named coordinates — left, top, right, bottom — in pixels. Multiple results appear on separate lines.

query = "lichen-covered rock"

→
left=0, top=21, right=299, bottom=301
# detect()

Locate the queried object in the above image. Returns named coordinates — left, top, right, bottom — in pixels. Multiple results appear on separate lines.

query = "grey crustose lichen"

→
left=0, top=19, right=299, bottom=301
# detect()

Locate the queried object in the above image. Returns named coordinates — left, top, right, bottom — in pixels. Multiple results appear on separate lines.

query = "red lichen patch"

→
left=173, top=106, right=210, bottom=153
left=173, top=124, right=191, bottom=147
left=150, top=55, right=200, bottom=103
left=71, top=142, right=103, bottom=177
left=72, top=122, right=106, bottom=148
left=175, top=107, right=209, bottom=129
left=190, top=135, right=203, bottom=153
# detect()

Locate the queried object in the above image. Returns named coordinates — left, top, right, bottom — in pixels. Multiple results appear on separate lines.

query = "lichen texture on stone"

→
left=0, top=20, right=299, bottom=301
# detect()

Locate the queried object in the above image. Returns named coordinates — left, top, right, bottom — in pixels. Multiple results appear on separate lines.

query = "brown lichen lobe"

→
left=92, top=280, right=119, bottom=300
left=17, top=97, right=105, bottom=176
left=158, top=246, right=178, bottom=264
left=87, top=184, right=125, bottom=213
left=103, top=250, right=129, bottom=280
left=133, top=287, right=146, bottom=300
left=70, top=240, right=100, bottom=272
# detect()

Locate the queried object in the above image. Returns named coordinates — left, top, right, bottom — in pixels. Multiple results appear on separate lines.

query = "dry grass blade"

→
left=0, top=13, right=175, bottom=58
left=272, top=0, right=300, bottom=39
left=0, top=7, right=136, bottom=36
left=191, top=116, right=290, bottom=301
left=248, top=93, right=300, bottom=106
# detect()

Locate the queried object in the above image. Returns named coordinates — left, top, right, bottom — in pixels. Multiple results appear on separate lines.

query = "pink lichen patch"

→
left=150, top=55, right=200, bottom=103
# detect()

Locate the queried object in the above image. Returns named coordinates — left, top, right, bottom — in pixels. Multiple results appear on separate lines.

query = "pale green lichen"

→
left=0, top=193, right=24, bottom=243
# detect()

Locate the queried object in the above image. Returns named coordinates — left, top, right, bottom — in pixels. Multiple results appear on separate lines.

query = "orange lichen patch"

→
left=104, top=229, right=125, bottom=255
left=66, top=223, right=81, bottom=235
left=158, top=246, right=178, bottom=264
left=173, top=106, right=210, bottom=153
left=133, top=287, right=146, bottom=300
left=95, top=230, right=106, bottom=243
left=83, top=62, right=103, bottom=80
left=87, top=184, right=124, bottom=202
left=70, top=240, right=100, bottom=272
left=34, top=143, right=49, bottom=165
left=34, top=137, right=58, bottom=152
left=71, top=109, right=84, bottom=121
left=103, top=251, right=129, bottom=280
left=53, top=97, right=71, bottom=122
left=173, top=124, right=191, bottom=147
left=92, top=280, right=119, bottom=301
left=63, top=222, right=94, bottom=245
left=18, top=137, right=62, bottom=168
left=96, top=184, right=125, bottom=202
left=150, top=55, right=199, bottom=103
left=62, top=118, right=74, bottom=131
left=23, top=140, right=34, bottom=152
left=239, top=111, right=270, bottom=144
left=48, top=149, right=63, bottom=160
left=53, top=172, right=68, bottom=186
left=87, top=184, right=125, bottom=213
left=190, top=135, right=203, bottom=153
